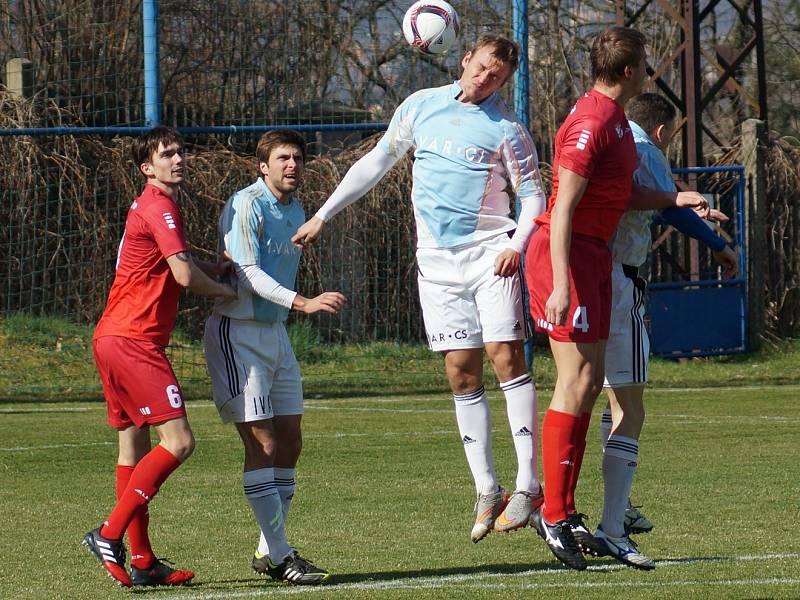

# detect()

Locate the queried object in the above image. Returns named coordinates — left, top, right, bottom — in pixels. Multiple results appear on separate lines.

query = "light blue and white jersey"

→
left=215, top=178, right=304, bottom=323
left=611, top=120, right=676, bottom=267
left=377, top=81, right=544, bottom=249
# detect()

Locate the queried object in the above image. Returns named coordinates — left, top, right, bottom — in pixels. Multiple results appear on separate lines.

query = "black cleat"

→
left=252, top=552, right=269, bottom=575
left=131, top=558, right=194, bottom=586
left=530, top=508, right=587, bottom=571
left=567, top=513, right=605, bottom=556
left=258, top=551, right=330, bottom=585
left=82, top=527, right=131, bottom=587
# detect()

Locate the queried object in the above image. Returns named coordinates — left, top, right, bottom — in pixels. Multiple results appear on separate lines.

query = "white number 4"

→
left=166, top=384, right=183, bottom=408
left=572, top=306, right=589, bottom=333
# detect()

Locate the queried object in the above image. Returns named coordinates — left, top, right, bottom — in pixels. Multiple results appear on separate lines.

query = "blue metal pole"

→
left=512, top=0, right=529, bottom=127
left=512, top=0, right=535, bottom=369
left=143, top=0, right=161, bottom=126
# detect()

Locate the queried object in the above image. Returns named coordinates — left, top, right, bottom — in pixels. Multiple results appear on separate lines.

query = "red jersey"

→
left=535, top=89, right=637, bottom=241
left=94, top=184, right=189, bottom=346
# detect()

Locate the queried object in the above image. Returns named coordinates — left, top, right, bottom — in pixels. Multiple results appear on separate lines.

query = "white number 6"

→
left=166, top=384, right=183, bottom=408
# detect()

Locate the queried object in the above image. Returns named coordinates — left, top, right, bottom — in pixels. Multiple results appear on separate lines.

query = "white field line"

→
left=0, top=433, right=231, bottom=452
left=1, top=380, right=798, bottom=415
left=140, top=553, right=800, bottom=599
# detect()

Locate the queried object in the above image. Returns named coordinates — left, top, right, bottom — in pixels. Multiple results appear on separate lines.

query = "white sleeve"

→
left=501, top=124, right=548, bottom=253
left=236, top=264, right=297, bottom=309
left=507, top=191, right=547, bottom=253
left=314, top=146, right=398, bottom=222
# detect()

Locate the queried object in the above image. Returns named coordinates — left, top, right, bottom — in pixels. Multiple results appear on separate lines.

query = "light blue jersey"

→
left=215, top=178, right=304, bottom=323
left=377, top=82, right=544, bottom=249
left=611, top=121, right=674, bottom=267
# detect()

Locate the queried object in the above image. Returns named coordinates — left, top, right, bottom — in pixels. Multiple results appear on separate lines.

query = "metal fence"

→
left=0, top=1, right=532, bottom=349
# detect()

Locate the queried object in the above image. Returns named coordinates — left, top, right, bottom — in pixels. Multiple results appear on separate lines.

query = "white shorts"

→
left=203, top=313, right=303, bottom=423
left=604, top=262, right=649, bottom=387
left=417, top=234, right=527, bottom=352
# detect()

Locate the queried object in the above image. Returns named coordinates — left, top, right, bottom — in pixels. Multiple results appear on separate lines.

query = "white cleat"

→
left=594, top=526, right=656, bottom=570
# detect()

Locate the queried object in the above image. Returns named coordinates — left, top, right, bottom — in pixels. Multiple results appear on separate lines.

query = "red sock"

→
left=541, top=409, right=579, bottom=524
left=564, top=412, right=592, bottom=514
left=116, top=465, right=156, bottom=569
left=101, top=445, right=180, bottom=541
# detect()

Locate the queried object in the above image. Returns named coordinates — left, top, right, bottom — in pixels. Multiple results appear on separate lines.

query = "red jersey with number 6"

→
left=535, top=89, right=637, bottom=242
left=94, top=184, right=189, bottom=346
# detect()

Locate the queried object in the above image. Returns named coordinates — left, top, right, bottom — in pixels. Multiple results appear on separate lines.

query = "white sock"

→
left=600, top=406, right=612, bottom=451
left=454, top=386, right=498, bottom=495
left=600, top=435, right=639, bottom=537
left=500, top=373, right=540, bottom=493
left=257, top=467, right=296, bottom=557
left=244, top=468, right=292, bottom=563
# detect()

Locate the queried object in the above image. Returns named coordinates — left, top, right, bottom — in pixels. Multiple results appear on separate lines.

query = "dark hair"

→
left=131, top=125, right=183, bottom=175
left=590, top=26, right=647, bottom=85
left=626, top=93, right=676, bottom=133
left=256, top=129, right=307, bottom=165
left=470, top=33, right=520, bottom=74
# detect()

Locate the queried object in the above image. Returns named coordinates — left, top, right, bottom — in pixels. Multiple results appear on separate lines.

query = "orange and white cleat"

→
left=470, top=487, right=508, bottom=542
left=494, top=487, right=544, bottom=532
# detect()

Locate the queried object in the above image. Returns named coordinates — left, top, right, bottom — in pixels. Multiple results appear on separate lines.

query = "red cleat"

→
left=131, top=559, right=195, bottom=586
left=83, top=528, right=132, bottom=587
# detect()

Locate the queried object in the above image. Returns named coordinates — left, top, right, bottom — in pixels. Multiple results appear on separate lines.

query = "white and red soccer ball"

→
left=402, top=1, right=460, bottom=55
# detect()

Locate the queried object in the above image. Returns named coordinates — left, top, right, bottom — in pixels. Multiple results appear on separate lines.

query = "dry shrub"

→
left=0, top=117, right=422, bottom=342
left=711, top=134, right=800, bottom=336
left=3, top=90, right=798, bottom=341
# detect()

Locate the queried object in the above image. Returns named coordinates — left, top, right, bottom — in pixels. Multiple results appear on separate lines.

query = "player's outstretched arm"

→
left=629, top=183, right=710, bottom=218
left=167, top=252, right=236, bottom=298
left=291, top=146, right=397, bottom=247
left=292, top=292, right=346, bottom=315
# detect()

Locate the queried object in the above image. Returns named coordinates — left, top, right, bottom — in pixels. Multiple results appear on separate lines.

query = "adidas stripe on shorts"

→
left=604, top=262, right=649, bottom=387
left=203, top=313, right=303, bottom=423
left=416, top=233, right=528, bottom=352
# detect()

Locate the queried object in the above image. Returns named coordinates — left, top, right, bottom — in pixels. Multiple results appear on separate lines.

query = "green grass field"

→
left=2, top=385, right=799, bottom=598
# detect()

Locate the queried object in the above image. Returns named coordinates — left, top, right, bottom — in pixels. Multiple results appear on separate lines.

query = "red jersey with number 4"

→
left=535, top=89, right=637, bottom=242
left=94, top=184, right=189, bottom=346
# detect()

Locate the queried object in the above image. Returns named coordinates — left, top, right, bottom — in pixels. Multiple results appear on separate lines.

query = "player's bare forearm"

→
left=194, top=257, right=232, bottom=278
left=547, top=211, right=572, bottom=326
left=188, top=263, right=236, bottom=298
left=167, top=253, right=235, bottom=298
left=545, top=168, right=587, bottom=326
left=629, top=183, right=709, bottom=217
left=291, top=216, right=325, bottom=248
left=292, top=291, right=346, bottom=314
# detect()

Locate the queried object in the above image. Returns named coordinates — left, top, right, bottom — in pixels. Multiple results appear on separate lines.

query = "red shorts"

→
left=525, top=227, right=612, bottom=342
left=93, top=336, right=186, bottom=429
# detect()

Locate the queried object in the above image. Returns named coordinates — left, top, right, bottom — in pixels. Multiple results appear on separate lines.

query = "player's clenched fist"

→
left=292, top=216, right=325, bottom=248
left=292, top=291, right=346, bottom=315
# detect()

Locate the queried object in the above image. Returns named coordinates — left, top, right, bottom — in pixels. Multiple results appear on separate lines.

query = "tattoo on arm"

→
left=174, top=252, right=190, bottom=262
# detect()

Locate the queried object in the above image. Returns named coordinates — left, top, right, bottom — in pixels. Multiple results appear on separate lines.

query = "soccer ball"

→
left=402, top=1, right=460, bottom=55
